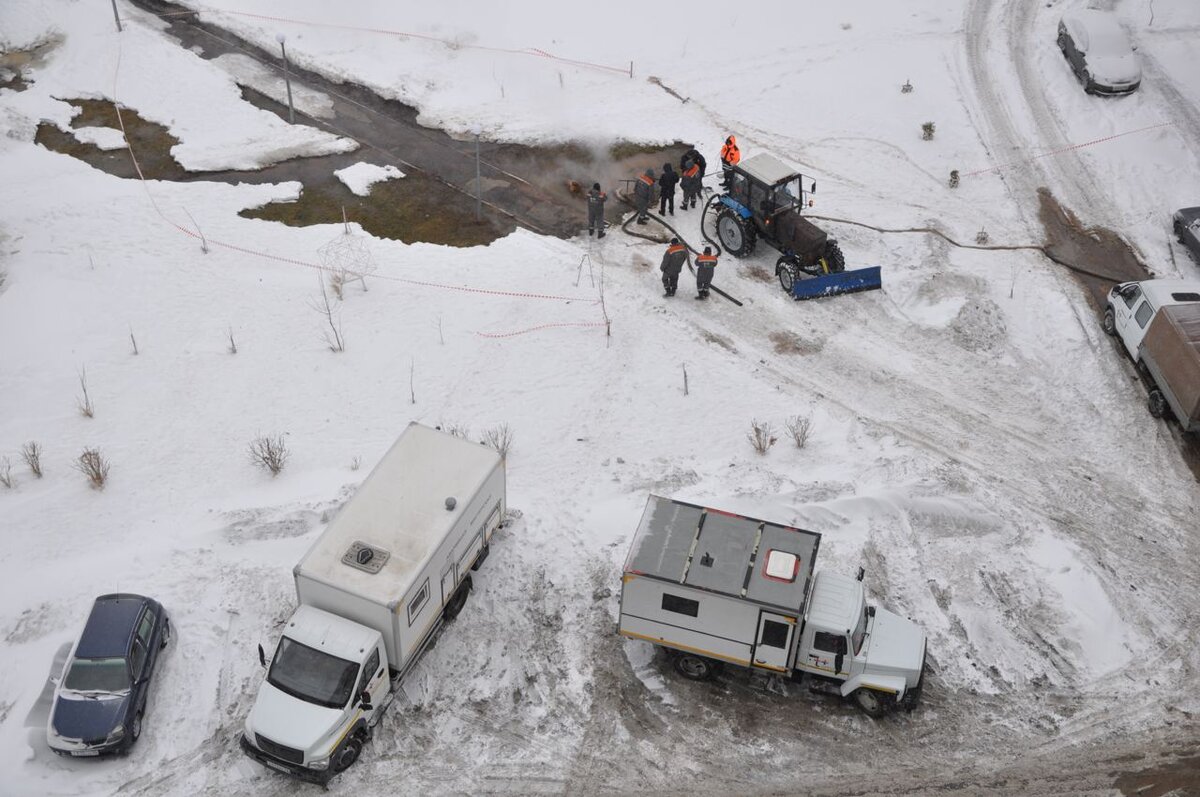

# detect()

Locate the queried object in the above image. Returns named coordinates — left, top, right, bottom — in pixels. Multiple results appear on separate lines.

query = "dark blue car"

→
left=46, top=594, right=170, bottom=757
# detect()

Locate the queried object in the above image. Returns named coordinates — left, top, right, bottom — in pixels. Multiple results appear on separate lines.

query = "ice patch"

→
left=335, top=162, right=406, bottom=196
left=623, top=638, right=674, bottom=705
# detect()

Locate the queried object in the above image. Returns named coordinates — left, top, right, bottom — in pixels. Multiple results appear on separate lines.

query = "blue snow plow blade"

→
left=790, top=266, right=882, bottom=300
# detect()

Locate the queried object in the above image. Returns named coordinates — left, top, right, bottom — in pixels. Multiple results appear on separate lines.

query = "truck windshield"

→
left=852, top=608, right=868, bottom=655
left=63, top=657, right=129, bottom=693
left=771, top=177, right=802, bottom=214
left=268, top=637, right=359, bottom=710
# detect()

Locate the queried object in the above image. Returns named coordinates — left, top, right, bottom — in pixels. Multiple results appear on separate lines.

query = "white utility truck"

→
left=1103, top=278, right=1200, bottom=432
left=241, top=423, right=505, bottom=783
left=618, top=496, right=927, bottom=717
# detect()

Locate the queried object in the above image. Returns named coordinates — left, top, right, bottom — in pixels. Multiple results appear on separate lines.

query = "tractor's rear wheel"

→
left=776, top=257, right=797, bottom=293
left=717, top=209, right=756, bottom=257
left=822, top=240, right=846, bottom=273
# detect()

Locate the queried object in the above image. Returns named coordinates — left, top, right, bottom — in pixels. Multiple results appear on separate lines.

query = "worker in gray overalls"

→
left=587, top=183, right=607, bottom=238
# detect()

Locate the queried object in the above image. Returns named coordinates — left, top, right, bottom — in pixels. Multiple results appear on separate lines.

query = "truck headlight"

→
left=106, top=725, right=125, bottom=743
left=308, top=756, right=330, bottom=771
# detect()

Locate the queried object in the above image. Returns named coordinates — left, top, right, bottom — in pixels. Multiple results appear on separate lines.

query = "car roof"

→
left=1063, top=9, right=1129, bottom=47
left=75, top=594, right=150, bottom=658
left=738, top=153, right=801, bottom=187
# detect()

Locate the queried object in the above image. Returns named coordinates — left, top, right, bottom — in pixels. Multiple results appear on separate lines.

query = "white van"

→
left=1103, top=279, right=1200, bottom=358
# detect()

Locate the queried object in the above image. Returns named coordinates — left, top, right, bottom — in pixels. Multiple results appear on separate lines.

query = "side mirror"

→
left=358, top=690, right=373, bottom=712
left=257, top=643, right=266, bottom=669
left=834, top=653, right=844, bottom=674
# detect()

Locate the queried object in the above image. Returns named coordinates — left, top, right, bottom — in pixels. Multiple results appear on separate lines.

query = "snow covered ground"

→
left=1, top=0, right=1198, bottom=795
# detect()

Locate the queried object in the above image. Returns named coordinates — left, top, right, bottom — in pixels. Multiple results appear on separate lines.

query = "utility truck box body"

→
left=619, top=496, right=927, bottom=716
left=294, top=423, right=506, bottom=669
left=1139, top=303, right=1200, bottom=432
left=242, top=423, right=505, bottom=783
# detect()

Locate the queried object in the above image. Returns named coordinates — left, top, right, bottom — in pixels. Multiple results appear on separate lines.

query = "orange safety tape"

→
left=964, top=120, right=1176, bottom=177
left=475, top=321, right=609, bottom=339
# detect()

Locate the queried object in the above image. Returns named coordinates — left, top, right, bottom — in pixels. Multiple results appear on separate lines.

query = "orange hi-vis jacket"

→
left=638, top=173, right=655, bottom=188
left=696, top=253, right=718, bottom=267
left=666, top=244, right=687, bottom=256
left=720, top=137, right=740, bottom=166
left=683, top=163, right=700, bottom=179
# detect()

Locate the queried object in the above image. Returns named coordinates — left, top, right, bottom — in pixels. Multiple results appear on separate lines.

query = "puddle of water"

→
left=0, top=37, right=61, bottom=92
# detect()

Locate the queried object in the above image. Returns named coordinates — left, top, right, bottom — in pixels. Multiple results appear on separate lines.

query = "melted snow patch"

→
left=335, top=162, right=406, bottom=196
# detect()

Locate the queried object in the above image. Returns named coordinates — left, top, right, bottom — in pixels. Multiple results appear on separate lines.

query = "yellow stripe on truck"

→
left=324, top=709, right=363, bottom=759
left=619, top=629, right=751, bottom=667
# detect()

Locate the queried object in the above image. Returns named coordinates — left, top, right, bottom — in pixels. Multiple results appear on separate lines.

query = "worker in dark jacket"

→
left=680, top=159, right=701, bottom=210
left=633, top=168, right=655, bottom=224
left=586, top=183, right=607, bottom=238
left=679, top=147, right=706, bottom=179
left=659, top=237, right=690, bottom=297
left=695, top=246, right=718, bottom=299
left=658, top=163, right=679, bottom=216
left=719, top=135, right=740, bottom=188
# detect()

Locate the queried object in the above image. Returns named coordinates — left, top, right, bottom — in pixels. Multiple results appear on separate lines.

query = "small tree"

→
left=0, top=457, right=14, bottom=489
left=482, top=423, right=513, bottom=460
left=248, top=434, right=289, bottom=476
left=784, top=415, right=812, bottom=448
left=75, top=448, right=110, bottom=490
left=747, top=420, right=776, bottom=455
left=21, top=441, right=43, bottom=477
left=921, top=122, right=936, bottom=141
left=77, top=367, right=95, bottom=418
left=309, top=278, right=345, bottom=353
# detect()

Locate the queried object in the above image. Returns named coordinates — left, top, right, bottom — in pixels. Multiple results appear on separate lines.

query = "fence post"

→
left=110, top=0, right=122, bottom=32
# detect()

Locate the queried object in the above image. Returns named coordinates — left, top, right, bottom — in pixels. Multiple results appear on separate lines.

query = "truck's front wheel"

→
left=1102, top=307, right=1116, bottom=336
left=331, top=733, right=363, bottom=773
left=852, top=688, right=893, bottom=718
left=673, top=653, right=720, bottom=681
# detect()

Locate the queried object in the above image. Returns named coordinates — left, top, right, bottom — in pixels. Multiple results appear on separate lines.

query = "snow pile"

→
left=70, top=125, right=126, bottom=150
left=334, top=162, right=405, bottom=196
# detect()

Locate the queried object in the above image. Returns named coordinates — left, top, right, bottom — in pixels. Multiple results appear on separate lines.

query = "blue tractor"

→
left=706, top=153, right=881, bottom=299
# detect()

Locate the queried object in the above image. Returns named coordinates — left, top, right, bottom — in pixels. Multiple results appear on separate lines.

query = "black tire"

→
left=443, top=574, right=473, bottom=621
left=160, top=618, right=171, bottom=650
left=673, top=653, right=719, bottom=681
left=716, top=209, right=756, bottom=257
left=131, top=711, right=143, bottom=743
left=852, top=688, right=893, bottom=718
left=471, top=543, right=490, bottom=571
left=1148, top=390, right=1168, bottom=419
left=1175, top=220, right=1186, bottom=244
left=821, top=240, right=846, bottom=273
left=331, top=733, right=363, bottom=773
left=776, top=257, right=797, bottom=293
left=1102, top=307, right=1116, bottom=336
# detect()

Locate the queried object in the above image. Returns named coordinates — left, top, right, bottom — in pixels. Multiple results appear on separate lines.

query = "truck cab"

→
left=793, top=571, right=927, bottom=717
left=1104, top=279, right=1200, bottom=360
left=241, top=605, right=392, bottom=784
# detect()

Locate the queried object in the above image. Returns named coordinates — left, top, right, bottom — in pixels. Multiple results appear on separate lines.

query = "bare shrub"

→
left=75, top=448, right=110, bottom=490
left=129, top=327, right=139, bottom=355
left=308, top=278, right=344, bottom=352
left=228, top=327, right=238, bottom=354
left=482, top=423, right=513, bottom=460
left=248, top=434, right=289, bottom=476
left=785, top=415, right=812, bottom=448
left=20, top=441, right=42, bottom=478
left=0, top=457, right=14, bottom=489
left=441, top=422, right=471, bottom=439
left=747, top=419, right=776, bottom=455
left=350, top=455, right=362, bottom=471
left=77, top=367, right=95, bottom=418
left=922, top=121, right=936, bottom=140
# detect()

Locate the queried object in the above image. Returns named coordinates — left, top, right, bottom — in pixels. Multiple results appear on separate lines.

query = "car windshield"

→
left=268, top=636, right=359, bottom=710
left=63, top=657, right=129, bottom=693
left=771, top=177, right=802, bottom=214
left=1089, top=28, right=1131, bottom=57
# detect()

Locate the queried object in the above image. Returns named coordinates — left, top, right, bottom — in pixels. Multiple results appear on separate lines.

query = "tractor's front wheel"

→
left=776, top=257, right=798, bottom=294
left=822, top=240, right=846, bottom=273
left=717, top=209, right=756, bottom=257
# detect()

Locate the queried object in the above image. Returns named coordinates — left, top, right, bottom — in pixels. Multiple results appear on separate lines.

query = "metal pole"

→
left=277, top=35, right=295, bottom=124
left=475, top=134, right=482, bottom=221
left=110, top=0, right=122, bottom=32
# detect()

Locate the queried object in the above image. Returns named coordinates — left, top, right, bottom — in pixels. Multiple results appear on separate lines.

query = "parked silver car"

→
left=1175, top=207, right=1200, bottom=263
left=1057, top=10, right=1141, bottom=95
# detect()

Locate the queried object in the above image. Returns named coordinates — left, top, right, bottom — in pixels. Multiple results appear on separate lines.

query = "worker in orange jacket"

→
left=633, top=168, right=656, bottom=224
left=695, top=246, right=718, bottom=300
left=719, top=135, right=740, bottom=188
left=659, top=238, right=690, bottom=297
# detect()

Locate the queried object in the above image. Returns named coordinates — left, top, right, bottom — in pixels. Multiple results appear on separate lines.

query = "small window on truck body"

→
left=813, top=631, right=848, bottom=655
left=1170, top=292, right=1200, bottom=302
left=760, top=620, right=790, bottom=649
left=406, top=579, right=429, bottom=626
left=1134, top=301, right=1154, bottom=328
left=662, top=593, right=699, bottom=617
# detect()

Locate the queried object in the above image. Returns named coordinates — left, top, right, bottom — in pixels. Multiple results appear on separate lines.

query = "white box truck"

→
left=241, top=423, right=505, bottom=783
left=1103, top=278, right=1200, bottom=432
left=618, top=496, right=927, bottom=717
